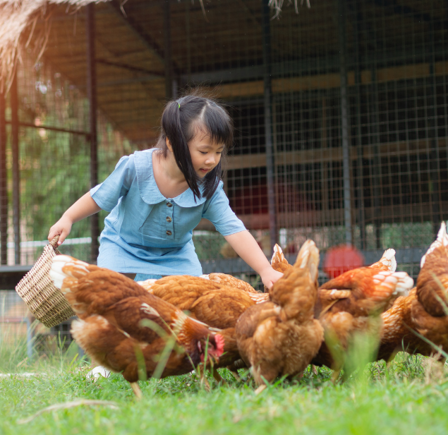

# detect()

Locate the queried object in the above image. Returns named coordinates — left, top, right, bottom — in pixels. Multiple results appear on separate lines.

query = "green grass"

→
left=1, top=342, right=448, bottom=435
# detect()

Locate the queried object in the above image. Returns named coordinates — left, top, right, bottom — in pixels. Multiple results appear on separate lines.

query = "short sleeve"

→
left=90, top=155, right=135, bottom=212
left=202, top=182, right=246, bottom=236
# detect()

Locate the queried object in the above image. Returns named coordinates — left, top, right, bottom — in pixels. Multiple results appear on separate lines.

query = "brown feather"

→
left=236, top=241, right=324, bottom=386
left=136, top=274, right=258, bottom=369
left=50, top=256, right=224, bottom=384
left=314, top=251, right=413, bottom=370
left=377, top=223, right=448, bottom=361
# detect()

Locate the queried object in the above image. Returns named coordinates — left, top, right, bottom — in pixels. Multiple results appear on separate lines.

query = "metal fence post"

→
left=428, top=26, right=441, bottom=237
left=262, top=0, right=277, bottom=252
left=0, top=84, right=7, bottom=264
left=351, top=0, right=366, bottom=249
left=86, top=4, right=99, bottom=263
left=26, top=316, right=33, bottom=360
left=337, top=0, right=353, bottom=245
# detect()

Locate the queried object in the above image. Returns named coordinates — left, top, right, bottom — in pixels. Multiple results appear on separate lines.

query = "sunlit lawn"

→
left=1, top=336, right=448, bottom=435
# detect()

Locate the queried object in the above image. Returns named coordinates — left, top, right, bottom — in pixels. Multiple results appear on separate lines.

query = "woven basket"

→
left=15, top=236, right=75, bottom=328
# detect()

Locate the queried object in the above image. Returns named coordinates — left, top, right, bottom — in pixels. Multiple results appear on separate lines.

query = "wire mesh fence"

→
left=1, top=0, right=448, bottom=355
left=183, top=0, right=448, bottom=281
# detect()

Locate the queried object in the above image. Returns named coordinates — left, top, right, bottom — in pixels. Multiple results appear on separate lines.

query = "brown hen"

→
left=377, top=289, right=423, bottom=361
left=200, top=273, right=258, bottom=293
left=271, top=243, right=294, bottom=274
left=202, top=273, right=270, bottom=304
left=137, top=274, right=258, bottom=378
left=270, top=244, right=388, bottom=314
left=313, top=249, right=414, bottom=379
left=378, top=222, right=448, bottom=362
left=236, top=240, right=324, bottom=393
left=139, top=274, right=266, bottom=304
left=49, top=256, right=224, bottom=398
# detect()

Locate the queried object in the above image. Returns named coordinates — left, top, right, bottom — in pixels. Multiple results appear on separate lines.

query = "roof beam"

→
left=108, top=0, right=167, bottom=67
left=370, top=0, right=447, bottom=30
left=96, top=58, right=164, bottom=77
left=180, top=44, right=448, bottom=85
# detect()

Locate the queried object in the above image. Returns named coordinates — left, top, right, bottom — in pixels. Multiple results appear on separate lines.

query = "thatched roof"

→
left=0, top=0, right=110, bottom=88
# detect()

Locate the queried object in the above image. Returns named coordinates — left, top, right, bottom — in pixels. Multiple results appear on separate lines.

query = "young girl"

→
left=48, top=94, right=283, bottom=289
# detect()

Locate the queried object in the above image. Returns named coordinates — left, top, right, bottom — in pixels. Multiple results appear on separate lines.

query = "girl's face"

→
left=188, top=130, right=224, bottom=178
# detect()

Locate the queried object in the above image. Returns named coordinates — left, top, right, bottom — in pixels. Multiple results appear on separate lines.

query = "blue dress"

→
left=90, top=148, right=246, bottom=280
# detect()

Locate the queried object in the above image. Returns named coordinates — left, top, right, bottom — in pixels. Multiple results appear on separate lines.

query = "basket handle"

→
left=49, top=235, right=60, bottom=249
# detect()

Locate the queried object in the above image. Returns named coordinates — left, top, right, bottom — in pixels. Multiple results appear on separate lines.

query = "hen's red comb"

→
left=214, top=334, right=225, bottom=357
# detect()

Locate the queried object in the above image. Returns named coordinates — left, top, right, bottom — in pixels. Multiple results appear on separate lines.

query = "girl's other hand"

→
left=260, top=267, right=283, bottom=291
left=48, top=215, right=73, bottom=245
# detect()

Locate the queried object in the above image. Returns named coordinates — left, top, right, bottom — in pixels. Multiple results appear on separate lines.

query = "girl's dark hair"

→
left=156, top=94, right=233, bottom=200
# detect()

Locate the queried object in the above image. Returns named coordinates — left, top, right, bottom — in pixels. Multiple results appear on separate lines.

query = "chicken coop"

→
left=0, top=0, right=447, bottom=351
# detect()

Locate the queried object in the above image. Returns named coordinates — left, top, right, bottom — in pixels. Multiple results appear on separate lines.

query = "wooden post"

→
left=0, top=84, right=7, bottom=264
left=11, top=68, right=20, bottom=264
left=163, top=0, right=173, bottom=100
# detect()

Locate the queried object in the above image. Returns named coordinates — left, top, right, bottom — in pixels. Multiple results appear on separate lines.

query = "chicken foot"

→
left=255, top=384, right=267, bottom=395
left=386, top=349, right=400, bottom=369
left=131, top=382, right=143, bottom=400
left=211, top=368, right=229, bottom=387
left=430, top=352, right=447, bottom=369
left=331, top=369, right=341, bottom=384
left=228, top=370, right=242, bottom=382
left=226, top=359, right=248, bottom=382
left=196, top=364, right=211, bottom=392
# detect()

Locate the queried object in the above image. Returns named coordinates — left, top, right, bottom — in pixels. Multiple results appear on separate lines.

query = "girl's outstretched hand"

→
left=260, top=267, right=283, bottom=291
left=48, top=216, right=73, bottom=245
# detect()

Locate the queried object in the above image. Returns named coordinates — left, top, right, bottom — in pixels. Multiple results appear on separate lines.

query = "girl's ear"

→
left=166, top=137, right=173, bottom=153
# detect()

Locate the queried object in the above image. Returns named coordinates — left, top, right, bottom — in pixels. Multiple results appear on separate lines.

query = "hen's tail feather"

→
left=50, top=255, right=94, bottom=289
left=50, top=255, right=155, bottom=319
left=372, top=270, right=414, bottom=300
left=271, top=244, right=286, bottom=265
left=269, top=240, right=319, bottom=319
left=294, top=240, right=319, bottom=282
left=370, top=249, right=397, bottom=272
left=421, top=222, right=448, bottom=267
left=50, top=255, right=75, bottom=289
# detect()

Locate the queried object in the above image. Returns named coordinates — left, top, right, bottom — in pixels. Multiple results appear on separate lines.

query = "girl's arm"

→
left=224, top=231, right=283, bottom=290
left=48, top=192, right=102, bottom=245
